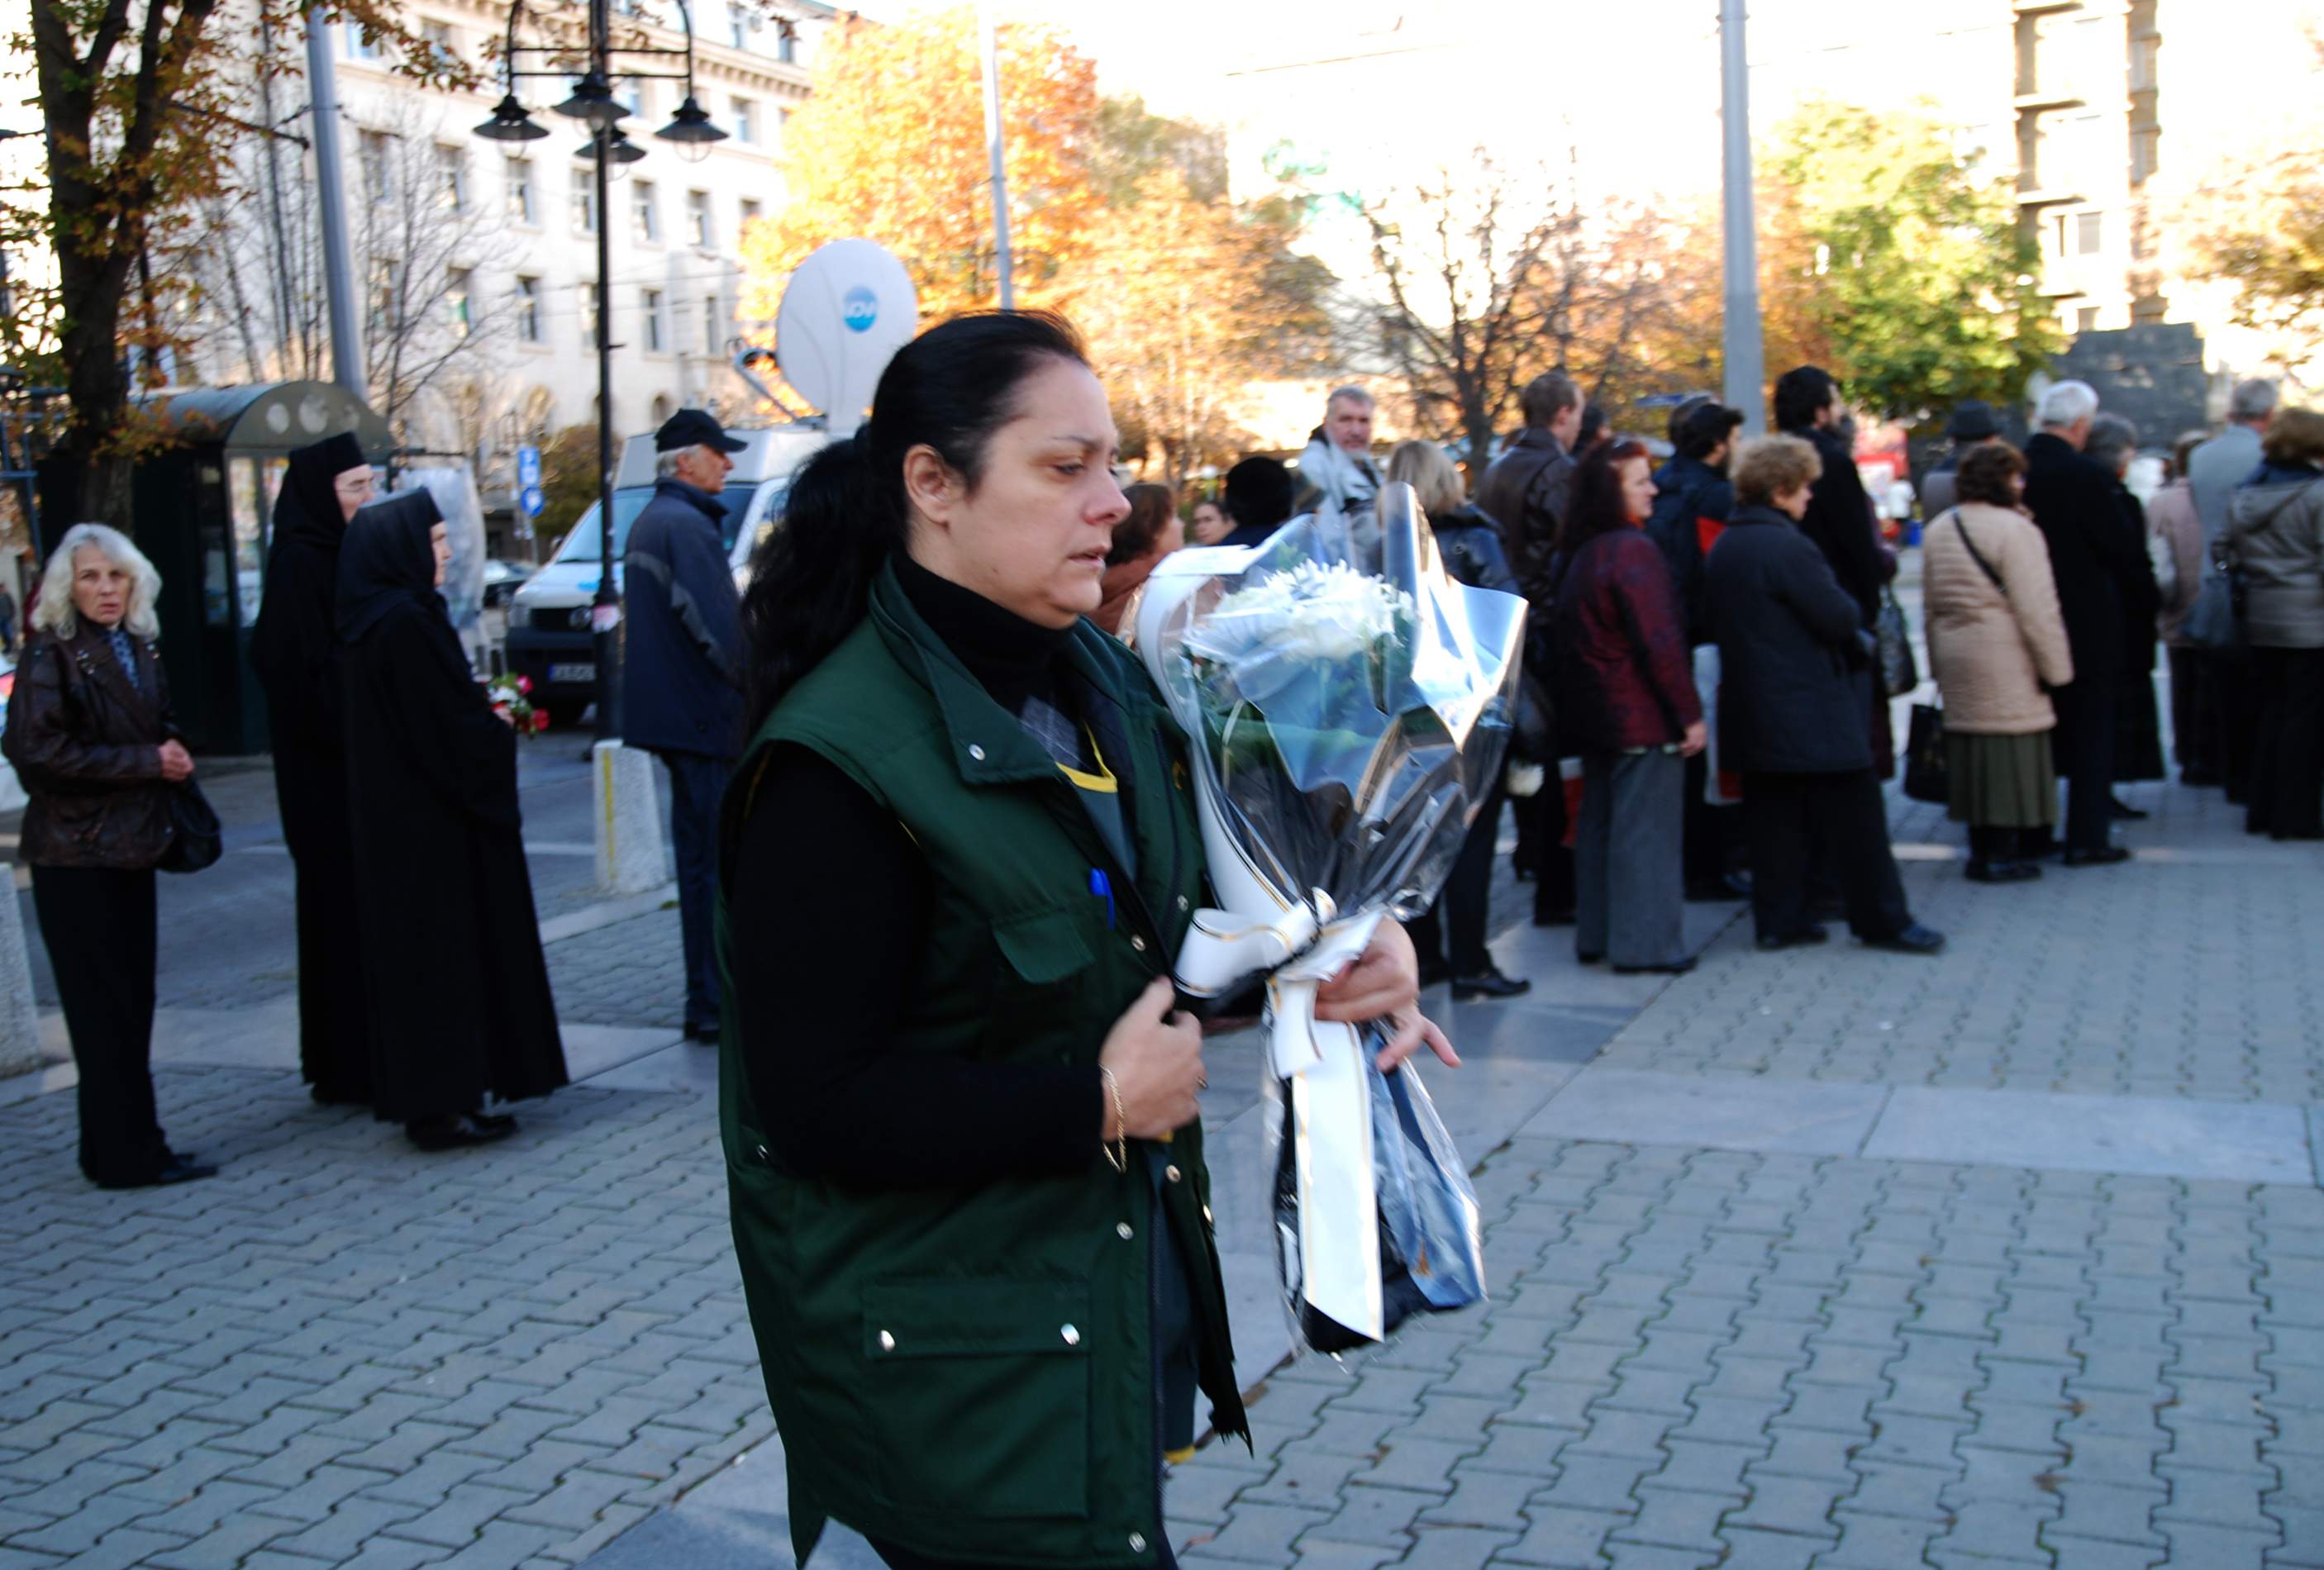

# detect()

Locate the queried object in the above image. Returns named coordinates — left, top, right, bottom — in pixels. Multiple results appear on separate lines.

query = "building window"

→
left=420, top=19, right=457, bottom=69
left=779, top=107, right=793, bottom=140
left=617, top=82, right=644, bottom=119
left=739, top=197, right=762, bottom=231
left=703, top=294, right=721, bottom=354
left=728, top=3, right=750, bottom=47
left=2077, top=306, right=2099, bottom=333
left=686, top=189, right=712, bottom=249
left=643, top=288, right=666, bottom=352
left=517, top=276, right=541, bottom=343
left=2076, top=210, right=2103, bottom=255
left=2132, top=126, right=2160, bottom=183
left=446, top=268, right=473, bottom=338
left=732, top=98, right=756, bottom=145
left=570, top=161, right=598, bottom=232
left=582, top=283, right=602, bottom=350
left=345, top=22, right=383, bottom=61
left=366, top=257, right=400, bottom=331
left=506, top=158, right=536, bottom=225
left=632, top=179, right=658, bottom=243
left=778, top=21, right=798, bottom=63
left=436, top=145, right=467, bottom=212
left=359, top=131, right=391, bottom=202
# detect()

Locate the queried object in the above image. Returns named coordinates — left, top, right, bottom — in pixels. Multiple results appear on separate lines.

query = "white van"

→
left=503, top=425, right=826, bottom=726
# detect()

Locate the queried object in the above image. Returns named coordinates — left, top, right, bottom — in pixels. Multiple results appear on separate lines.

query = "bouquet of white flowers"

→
left=1132, top=483, right=1526, bottom=1350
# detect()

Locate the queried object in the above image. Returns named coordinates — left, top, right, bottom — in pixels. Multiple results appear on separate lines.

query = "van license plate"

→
left=548, top=663, right=595, bottom=684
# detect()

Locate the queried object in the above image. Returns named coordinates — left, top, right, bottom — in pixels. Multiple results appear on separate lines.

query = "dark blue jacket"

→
left=1705, top=505, right=1874, bottom=774
left=1645, top=452, right=1734, bottom=644
left=1433, top=504, right=1517, bottom=594
left=621, top=478, right=741, bottom=758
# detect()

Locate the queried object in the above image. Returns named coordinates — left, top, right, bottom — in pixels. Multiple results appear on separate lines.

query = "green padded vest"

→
left=716, top=562, right=1247, bottom=1568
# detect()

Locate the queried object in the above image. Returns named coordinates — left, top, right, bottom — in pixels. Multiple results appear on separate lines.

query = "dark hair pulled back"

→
left=739, top=310, right=1089, bottom=735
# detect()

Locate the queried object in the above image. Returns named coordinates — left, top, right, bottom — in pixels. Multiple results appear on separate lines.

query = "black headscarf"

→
left=336, top=490, right=445, bottom=643
left=279, top=431, right=369, bottom=548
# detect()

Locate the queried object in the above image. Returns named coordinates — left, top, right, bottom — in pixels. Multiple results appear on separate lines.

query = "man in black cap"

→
left=1919, top=399, right=2004, bottom=521
left=623, top=407, right=749, bottom=1042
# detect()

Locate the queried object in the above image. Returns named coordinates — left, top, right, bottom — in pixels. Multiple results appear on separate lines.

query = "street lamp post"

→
left=474, top=0, right=724, bottom=743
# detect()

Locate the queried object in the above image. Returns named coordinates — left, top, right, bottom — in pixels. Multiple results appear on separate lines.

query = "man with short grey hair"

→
left=2183, top=377, right=2279, bottom=797
left=623, top=407, right=748, bottom=1042
left=1295, top=385, right=1383, bottom=518
left=2022, top=380, right=2148, bottom=864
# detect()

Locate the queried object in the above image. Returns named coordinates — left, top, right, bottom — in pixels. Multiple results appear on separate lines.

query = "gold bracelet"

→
left=1099, top=1067, right=1128, bottom=1174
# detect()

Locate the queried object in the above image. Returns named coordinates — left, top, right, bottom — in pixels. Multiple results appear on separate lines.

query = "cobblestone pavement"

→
left=0, top=1067, right=772, bottom=1570
left=7, top=666, right=2324, bottom=1565
left=1170, top=1139, right=2324, bottom=1569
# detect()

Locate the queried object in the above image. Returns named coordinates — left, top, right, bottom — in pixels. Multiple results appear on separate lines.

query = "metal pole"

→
left=979, top=7, right=1013, bottom=310
left=1718, top=0, right=1766, bottom=437
left=589, top=69, right=621, bottom=742
left=303, top=8, right=367, bottom=402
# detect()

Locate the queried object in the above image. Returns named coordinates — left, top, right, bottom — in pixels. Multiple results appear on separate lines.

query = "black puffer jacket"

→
left=3, top=625, right=178, bottom=868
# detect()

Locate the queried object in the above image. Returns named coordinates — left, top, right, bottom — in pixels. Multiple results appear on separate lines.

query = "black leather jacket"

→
left=3, top=626, right=178, bottom=869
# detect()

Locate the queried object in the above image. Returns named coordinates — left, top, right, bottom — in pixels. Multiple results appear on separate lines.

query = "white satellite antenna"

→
left=774, top=240, right=918, bottom=442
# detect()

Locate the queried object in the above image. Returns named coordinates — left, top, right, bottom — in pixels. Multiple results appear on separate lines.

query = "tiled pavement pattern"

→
left=1604, top=782, right=2324, bottom=1106
left=1169, top=1138, right=2324, bottom=1569
left=541, top=916, right=687, bottom=1033
left=0, top=1068, right=774, bottom=1570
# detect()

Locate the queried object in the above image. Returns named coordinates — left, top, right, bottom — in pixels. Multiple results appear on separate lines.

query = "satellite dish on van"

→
left=775, top=240, right=918, bottom=441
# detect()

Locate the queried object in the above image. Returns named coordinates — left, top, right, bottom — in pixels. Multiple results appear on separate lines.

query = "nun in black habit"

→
left=250, top=431, right=375, bottom=1106
left=337, top=491, right=568, bottom=1150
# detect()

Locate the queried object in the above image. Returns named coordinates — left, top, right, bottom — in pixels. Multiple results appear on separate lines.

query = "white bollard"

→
left=593, top=739, right=669, bottom=897
left=0, top=867, right=42, bottom=1078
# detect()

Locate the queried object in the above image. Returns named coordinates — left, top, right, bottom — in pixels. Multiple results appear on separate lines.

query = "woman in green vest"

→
left=719, top=312, right=1452, bottom=1570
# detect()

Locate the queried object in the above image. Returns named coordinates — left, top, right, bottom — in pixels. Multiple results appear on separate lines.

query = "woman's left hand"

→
left=1314, top=919, right=1461, bottom=1073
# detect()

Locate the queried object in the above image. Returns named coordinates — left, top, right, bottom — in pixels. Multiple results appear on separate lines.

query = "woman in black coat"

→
left=3, top=524, right=212, bottom=1187
left=250, top=431, right=375, bottom=1105
left=1705, top=436, right=1942, bottom=958
left=337, top=492, right=568, bottom=1150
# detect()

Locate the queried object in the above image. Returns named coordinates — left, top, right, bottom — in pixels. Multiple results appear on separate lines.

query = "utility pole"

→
left=979, top=7, right=1014, bottom=310
left=1719, top=0, right=1766, bottom=436
left=304, top=8, right=366, bottom=402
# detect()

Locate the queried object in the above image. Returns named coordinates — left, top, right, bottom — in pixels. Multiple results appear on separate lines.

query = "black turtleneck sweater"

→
left=729, top=556, right=1103, bottom=1187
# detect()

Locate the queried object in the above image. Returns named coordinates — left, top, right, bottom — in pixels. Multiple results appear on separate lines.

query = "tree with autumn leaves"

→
left=736, top=8, right=1326, bottom=485
left=16, top=1, right=465, bottom=524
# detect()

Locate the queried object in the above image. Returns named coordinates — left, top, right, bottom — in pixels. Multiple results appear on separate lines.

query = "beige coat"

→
left=1923, top=502, right=2076, bottom=734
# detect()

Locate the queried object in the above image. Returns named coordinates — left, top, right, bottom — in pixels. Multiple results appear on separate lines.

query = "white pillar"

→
left=593, top=740, right=669, bottom=896
left=0, top=871, right=43, bottom=1078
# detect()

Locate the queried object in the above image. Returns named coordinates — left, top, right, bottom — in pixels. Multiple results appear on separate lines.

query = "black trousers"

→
left=2202, top=651, right=2262, bottom=802
left=2050, top=676, right=2118, bottom=854
left=2168, top=646, right=2211, bottom=776
left=1408, top=787, right=1505, bottom=975
left=30, top=864, right=166, bottom=1186
left=1515, top=780, right=1577, bottom=921
left=2246, top=646, right=2324, bottom=838
left=1741, top=769, right=1912, bottom=943
left=657, top=749, right=731, bottom=1030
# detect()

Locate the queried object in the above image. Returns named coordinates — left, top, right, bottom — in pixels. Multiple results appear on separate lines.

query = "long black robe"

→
left=249, top=431, right=374, bottom=1101
left=336, top=492, right=568, bottom=1124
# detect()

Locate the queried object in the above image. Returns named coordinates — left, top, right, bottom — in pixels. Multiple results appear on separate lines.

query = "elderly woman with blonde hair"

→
left=3, top=523, right=212, bottom=1188
left=1381, top=439, right=1531, bottom=997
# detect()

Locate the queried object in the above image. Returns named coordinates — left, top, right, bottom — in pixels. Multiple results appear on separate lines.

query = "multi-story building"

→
left=218, top=0, right=839, bottom=514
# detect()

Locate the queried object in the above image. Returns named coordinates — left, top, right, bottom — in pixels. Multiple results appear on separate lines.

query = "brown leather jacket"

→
left=3, top=626, right=178, bottom=869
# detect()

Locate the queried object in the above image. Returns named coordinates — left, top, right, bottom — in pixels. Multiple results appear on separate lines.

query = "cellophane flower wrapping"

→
left=1131, top=483, right=1526, bottom=1352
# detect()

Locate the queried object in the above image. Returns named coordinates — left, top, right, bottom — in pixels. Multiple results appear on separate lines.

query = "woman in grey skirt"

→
left=1921, top=442, right=2077, bottom=882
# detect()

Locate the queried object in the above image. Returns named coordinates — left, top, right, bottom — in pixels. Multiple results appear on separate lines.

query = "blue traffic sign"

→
left=521, top=484, right=545, bottom=517
left=516, top=445, right=542, bottom=489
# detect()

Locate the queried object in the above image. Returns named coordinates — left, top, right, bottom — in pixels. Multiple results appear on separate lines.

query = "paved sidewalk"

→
left=6, top=690, right=2324, bottom=1568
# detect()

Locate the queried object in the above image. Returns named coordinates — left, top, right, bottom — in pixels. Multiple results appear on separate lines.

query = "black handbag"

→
left=1903, top=702, right=1949, bottom=805
left=159, top=780, right=221, bottom=873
